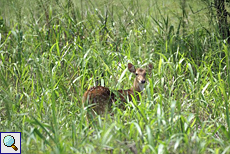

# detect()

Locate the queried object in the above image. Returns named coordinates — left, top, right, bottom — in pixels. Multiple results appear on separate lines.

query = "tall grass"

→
left=0, top=0, right=230, bottom=153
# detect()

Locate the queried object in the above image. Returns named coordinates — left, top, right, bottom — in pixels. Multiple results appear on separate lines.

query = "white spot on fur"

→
left=139, top=83, right=145, bottom=91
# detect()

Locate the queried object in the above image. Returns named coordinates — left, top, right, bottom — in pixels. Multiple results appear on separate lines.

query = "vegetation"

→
left=0, top=0, right=230, bottom=153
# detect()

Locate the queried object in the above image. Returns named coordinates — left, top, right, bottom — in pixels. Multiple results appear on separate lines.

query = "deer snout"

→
left=141, top=80, right=145, bottom=84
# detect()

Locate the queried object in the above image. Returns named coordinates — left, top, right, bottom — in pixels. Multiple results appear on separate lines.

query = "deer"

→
left=82, top=63, right=153, bottom=117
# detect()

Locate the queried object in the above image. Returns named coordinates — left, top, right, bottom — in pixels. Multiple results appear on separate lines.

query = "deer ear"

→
left=128, top=63, right=136, bottom=73
left=147, top=63, right=153, bottom=74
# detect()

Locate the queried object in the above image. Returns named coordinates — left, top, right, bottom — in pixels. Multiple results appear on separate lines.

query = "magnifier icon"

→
left=3, top=135, right=18, bottom=151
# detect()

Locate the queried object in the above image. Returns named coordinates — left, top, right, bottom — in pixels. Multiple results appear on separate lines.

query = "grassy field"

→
left=1, top=0, right=230, bottom=153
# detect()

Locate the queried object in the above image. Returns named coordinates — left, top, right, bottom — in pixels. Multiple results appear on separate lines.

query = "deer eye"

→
left=135, top=73, right=138, bottom=76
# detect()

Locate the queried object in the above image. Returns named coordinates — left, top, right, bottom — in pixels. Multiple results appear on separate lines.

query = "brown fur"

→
left=82, top=63, right=153, bottom=116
